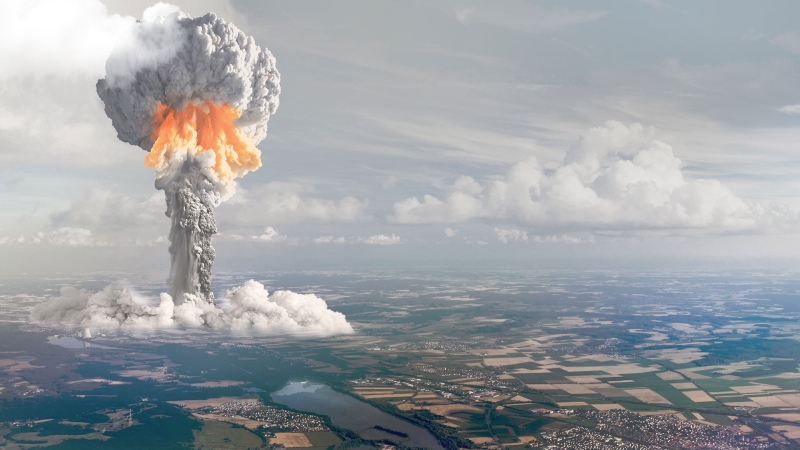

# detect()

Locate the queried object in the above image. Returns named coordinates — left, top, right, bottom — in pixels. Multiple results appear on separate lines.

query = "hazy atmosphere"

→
left=2, top=0, right=800, bottom=274
left=3, top=3, right=800, bottom=449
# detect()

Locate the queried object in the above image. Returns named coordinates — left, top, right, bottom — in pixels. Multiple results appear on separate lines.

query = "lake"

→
left=272, top=381, right=444, bottom=449
left=47, top=335, right=116, bottom=349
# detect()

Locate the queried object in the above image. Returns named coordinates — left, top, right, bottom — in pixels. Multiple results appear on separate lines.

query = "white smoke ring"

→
left=30, top=280, right=354, bottom=337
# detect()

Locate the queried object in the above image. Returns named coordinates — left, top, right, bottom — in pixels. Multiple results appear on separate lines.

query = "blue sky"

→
left=1, top=0, right=800, bottom=273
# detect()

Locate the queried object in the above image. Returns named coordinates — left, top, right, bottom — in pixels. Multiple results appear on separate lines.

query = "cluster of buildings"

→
left=537, top=426, right=653, bottom=449
left=393, top=340, right=492, bottom=351
left=0, top=378, right=45, bottom=398
left=351, top=368, right=521, bottom=405
left=202, top=401, right=328, bottom=432
left=570, top=409, right=780, bottom=449
left=408, top=362, right=497, bottom=379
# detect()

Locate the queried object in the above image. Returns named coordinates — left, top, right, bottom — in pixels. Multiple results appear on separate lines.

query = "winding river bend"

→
left=272, top=382, right=444, bottom=449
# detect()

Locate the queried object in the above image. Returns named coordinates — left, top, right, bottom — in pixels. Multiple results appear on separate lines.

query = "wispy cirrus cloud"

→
left=451, top=1, right=607, bottom=32
left=779, top=104, right=800, bottom=114
left=313, top=234, right=400, bottom=245
left=1, top=227, right=108, bottom=247
left=219, top=182, right=367, bottom=227
left=771, top=31, right=800, bottom=55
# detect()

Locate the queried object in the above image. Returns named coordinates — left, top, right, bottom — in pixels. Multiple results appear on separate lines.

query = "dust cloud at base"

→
left=30, top=280, right=354, bottom=337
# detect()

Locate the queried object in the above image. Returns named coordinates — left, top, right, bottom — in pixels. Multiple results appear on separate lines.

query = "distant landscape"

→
left=2, top=268, right=800, bottom=449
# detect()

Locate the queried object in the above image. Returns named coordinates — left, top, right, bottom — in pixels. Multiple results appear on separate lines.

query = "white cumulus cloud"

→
left=254, top=226, right=287, bottom=243
left=0, top=0, right=134, bottom=80
left=531, top=234, right=595, bottom=244
left=313, top=236, right=347, bottom=244
left=362, top=234, right=401, bottom=245
left=217, top=227, right=290, bottom=244
left=494, top=227, right=528, bottom=243
left=313, top=234, right=401, bottom=245
left=389, top=121, right=791, bottom=233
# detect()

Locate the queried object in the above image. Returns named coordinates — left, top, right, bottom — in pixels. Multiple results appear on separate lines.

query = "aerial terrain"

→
left=3, top=268, right=800, bottom=449
left=3, top=1, right=800, bottom=449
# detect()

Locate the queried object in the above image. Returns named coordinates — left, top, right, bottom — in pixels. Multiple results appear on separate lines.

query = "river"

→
left=272, top=381, right=444, bottom=449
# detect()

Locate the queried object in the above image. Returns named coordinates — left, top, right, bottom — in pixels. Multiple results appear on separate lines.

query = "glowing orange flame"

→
left=145, top=101, right=261, bottom=182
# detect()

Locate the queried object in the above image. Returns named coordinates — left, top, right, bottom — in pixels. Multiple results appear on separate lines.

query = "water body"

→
left=47, top=336, right=116, bottom=349
left=272, top=382, right=444, bottom=449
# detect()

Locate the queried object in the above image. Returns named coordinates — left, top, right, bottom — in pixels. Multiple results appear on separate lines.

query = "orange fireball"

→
left=145, top=101, right=261, bottom=182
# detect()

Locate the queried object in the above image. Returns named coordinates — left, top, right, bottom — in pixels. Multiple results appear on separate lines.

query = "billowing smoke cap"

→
left=97, top=11, right=280, bottom=150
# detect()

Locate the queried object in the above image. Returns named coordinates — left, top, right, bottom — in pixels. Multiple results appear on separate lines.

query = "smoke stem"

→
left=158, top=161, right=219, bottom=304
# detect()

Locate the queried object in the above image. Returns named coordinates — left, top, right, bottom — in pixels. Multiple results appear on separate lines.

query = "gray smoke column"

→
left=96, top=9, right=280, bottom=303
left=158, top=162, right=219, bottom=301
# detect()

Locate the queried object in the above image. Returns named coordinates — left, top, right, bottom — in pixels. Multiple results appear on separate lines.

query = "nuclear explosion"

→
left=96, top=12, right=279, bottom=304
left=30, top=8, right=352, bottom=335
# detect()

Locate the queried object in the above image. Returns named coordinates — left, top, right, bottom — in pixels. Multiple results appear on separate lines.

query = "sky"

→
left=1, top=0, right=800, bottom=274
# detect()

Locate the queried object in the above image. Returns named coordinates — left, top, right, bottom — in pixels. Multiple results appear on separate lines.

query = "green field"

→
left=193, top=421, right=263, bottom=450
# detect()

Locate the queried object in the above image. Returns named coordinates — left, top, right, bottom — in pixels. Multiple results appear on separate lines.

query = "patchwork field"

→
left=5, top=270, right=800, bottom=448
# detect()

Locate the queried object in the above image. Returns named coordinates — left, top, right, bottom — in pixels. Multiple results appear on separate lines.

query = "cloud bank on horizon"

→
left=390, top=121, right=794, bottom=232
left=2, top=0, right=800, bottom=265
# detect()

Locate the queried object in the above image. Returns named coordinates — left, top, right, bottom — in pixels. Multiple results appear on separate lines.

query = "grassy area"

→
left=305, top=431, right=342, bottom=447
left=699, top=413, right=735, bottom=426
left=193, top=420, right=263, bottom=450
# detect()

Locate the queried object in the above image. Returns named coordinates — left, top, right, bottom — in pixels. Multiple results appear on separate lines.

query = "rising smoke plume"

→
left=96, top=9, right=279, bottom=303
left=29, top=6, right=352, bottom=336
